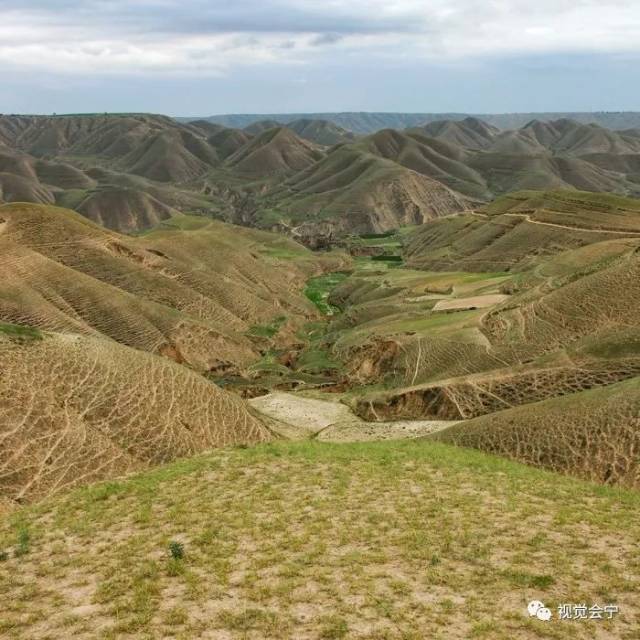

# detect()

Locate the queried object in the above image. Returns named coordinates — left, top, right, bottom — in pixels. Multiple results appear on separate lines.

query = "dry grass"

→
left=1, top=440, right=638, bottom=639
left=0, top=332, right=271, bottom=504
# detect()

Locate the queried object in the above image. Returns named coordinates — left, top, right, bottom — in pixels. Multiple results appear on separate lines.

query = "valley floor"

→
left=1, top=441, right=639, bottom=640
left=248, top=391, right=456, bottom=442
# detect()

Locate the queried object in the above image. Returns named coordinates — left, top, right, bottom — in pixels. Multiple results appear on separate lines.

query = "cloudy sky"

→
left=2, top=0, right=639, bottom=115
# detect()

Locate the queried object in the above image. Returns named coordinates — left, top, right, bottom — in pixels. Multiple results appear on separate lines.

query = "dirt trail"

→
left=503, top=212, right=640, bottom=235
left=471, top=209, right=640, bottom=235
left=249, top=392, right=457, bottom=443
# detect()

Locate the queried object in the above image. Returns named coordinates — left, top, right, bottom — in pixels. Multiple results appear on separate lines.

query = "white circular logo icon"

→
left=528, top=601, right=552, bottom=621
left=528, top=600, right=544, bottom=617
left=537, top=607, right=552, bottom=621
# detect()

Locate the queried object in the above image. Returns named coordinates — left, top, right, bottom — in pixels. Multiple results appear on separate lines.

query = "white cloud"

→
left=0, top=1, right=638, bottom=75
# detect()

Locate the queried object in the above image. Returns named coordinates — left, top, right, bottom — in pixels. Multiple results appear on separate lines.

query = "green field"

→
left=304, top=272, right=350, bottom=315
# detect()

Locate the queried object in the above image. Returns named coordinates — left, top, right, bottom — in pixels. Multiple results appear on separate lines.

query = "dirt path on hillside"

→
left=470, top=209, right=640, bottom=235
left=503, top=212, right=640, bottom=235
left=249, top=392, right=457, bottom=442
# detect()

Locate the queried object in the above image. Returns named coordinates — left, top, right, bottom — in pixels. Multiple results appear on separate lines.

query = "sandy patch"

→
left=317, top=419, right=458, bottom=442
left=249, top=392, right=354, bottom=435
left=250, top=392, right=459, bottom=443
left=433, top=294, right=509, bottom=311
left=405, top=294, right=448, bottom=302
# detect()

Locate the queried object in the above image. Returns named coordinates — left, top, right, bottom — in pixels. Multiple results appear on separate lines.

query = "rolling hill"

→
left=404, top=190, right=640, bottom=271
left=262, top=144, right=470, bottom=237
left=410, top=117, right=499, bottom=150
left=430, top=376, right=640, bottom=486
left=185, top=110, right=640, bottom=133
left=356, top=128, right=490, bottom=199
left=2, top=114, right=640, bottom=241
left=225, top=127, right=324, bottom=177
left=0, top=202, right=332, bottom=374
left=0, top=327, right=271, bottom=504
left=302, top=191, right=640, bottom=486
left=2, top=117, right=640, bottom=640
left=284, top=118, right=356, bottom=145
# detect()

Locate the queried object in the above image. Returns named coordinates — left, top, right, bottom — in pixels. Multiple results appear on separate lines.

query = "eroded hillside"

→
left=0, top=202, right=347, bottom=504
left=0, top=330, right=270, bottom=504
left=0, top=202, right=342, bottom=374
left=0, top=114, right=469, bottom=238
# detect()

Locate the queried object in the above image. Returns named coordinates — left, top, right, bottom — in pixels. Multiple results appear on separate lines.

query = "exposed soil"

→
left=433, top=294, right=509, bottom=311
left=249, top=392, right=457, bottom=442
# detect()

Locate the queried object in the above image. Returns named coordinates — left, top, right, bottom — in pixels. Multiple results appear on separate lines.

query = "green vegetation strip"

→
left=0, top=322, right=43, bottom=342
left=304, top=272, right=349, bottom=315
left=247, top=316, right=287, bottom=338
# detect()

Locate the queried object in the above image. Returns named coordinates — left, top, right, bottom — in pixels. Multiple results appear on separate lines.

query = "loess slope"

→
left=404, top=190, right=640, bottom=271
left=430, top=377, right=640, bottom=488
left=0, top=203, right=325, bottom=375
left=267, top=145, right=469, bottom=236
left=0, top=329, right=270, bottom=504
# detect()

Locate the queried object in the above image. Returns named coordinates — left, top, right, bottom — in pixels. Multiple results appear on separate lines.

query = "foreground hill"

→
left=1, top=440, right=638, bottom=638
left=431, top=377, right=640, bottom=486
left=0, top=202, right=353, bottom=503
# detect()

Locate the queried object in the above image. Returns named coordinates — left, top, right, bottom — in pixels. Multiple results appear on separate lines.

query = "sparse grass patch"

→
left=1, top=440, right=639, bottom=639
left=0, top=322, right=43, bottom=342
left=319, top=614, right=349, bottom=638
left=247, top=315, right=287, bottom=338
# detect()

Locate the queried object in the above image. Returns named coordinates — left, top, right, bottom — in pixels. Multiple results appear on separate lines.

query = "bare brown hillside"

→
left=1, top=114, right=639, bottom=241
left=266, top=145, right=470, bottom=236
left=0, top=202, right=351, bottom=505
left=430, top=377, right=640, bottom=487
left=405, top=190, right=640, bottom=271
left=226, top=127, right=324, bottom=177
left=0, top=203, right=329, bottom=374
left=0, top=329, right=271, bottom=504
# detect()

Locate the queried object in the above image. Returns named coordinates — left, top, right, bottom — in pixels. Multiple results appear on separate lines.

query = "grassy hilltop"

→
left=1, top=440, right=639, bottom=639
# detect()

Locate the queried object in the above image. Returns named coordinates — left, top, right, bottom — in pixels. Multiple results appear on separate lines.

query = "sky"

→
left=1, top=0, right=639, bottom=116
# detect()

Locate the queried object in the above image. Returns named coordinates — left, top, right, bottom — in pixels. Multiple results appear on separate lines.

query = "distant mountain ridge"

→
left=2, top=112, right=640, bottom=241
left=180, top=112, right=640, bottom=133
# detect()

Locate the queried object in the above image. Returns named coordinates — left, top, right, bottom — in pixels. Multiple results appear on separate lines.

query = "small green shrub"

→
left=15, top=526, right=30, bottom=557
left=168, top=540, right=185, bottom=560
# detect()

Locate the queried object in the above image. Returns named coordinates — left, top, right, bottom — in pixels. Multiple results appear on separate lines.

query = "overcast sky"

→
left=2, top=0, right=639, bottom=115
